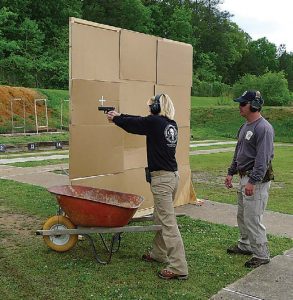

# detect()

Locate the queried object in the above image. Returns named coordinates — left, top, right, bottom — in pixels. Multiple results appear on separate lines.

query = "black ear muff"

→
left=250, top=91, right=263, bottom=112
left=150, top=94, right=162, bottom=114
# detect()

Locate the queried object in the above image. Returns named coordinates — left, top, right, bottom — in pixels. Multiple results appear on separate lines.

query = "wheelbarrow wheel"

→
left=43, top=216, right=78, bottom=252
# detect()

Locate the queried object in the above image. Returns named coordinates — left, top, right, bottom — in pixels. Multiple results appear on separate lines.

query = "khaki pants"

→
left=237, top=175, right=271, bottom=259
left=149, top=170, right=188, bottom=275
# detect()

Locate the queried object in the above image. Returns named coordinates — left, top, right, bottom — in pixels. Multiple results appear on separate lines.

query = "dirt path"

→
left=0, top=205, right=43, bottom=251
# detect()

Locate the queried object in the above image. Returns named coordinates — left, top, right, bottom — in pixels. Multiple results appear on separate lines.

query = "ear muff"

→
left=150, top=94, right=162, bottom=114
left=250, top=91, right=263, bottom=112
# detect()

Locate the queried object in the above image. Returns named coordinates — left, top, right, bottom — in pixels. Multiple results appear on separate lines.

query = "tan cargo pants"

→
left=237, top=175, right=271, bottom=259
left=149, top=170, right=188, bottom=275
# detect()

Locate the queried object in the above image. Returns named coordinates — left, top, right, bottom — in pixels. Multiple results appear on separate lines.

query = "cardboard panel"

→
left=124, top=147, right=147, bottom=170
left=69, top=125, right=124, bottom=179
left=71, top=168, right=154, bottom=210
left=124, top=132, right=146, bottom=149
left=175, top=164, right=192, bottom=206
left=120, top=81, right=154, bottom=116
left=71, top=79, right=120, bottom=125
left=71, top=165, right=193, bottom=212
left=157, top=39, right=193, bottom=87
left=120, top=30, right=157, bottom=82
left=123, top=133, right=147, bottom=170
left=155, top=85, right=191, bottom=127
left=71, top=22, right=120, bottom=81
left=176, top=126, right=190, bottom=166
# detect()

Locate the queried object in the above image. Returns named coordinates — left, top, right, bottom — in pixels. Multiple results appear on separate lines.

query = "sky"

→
left=219, top=0, right=293, bottom=52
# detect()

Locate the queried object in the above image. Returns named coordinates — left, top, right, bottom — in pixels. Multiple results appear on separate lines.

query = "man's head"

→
left=234, top=90, right=264, bottom=113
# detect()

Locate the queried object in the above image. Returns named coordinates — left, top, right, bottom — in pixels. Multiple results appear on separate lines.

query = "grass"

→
left=190, top=145, right=293, bottom=214
left=191, top=96, right=233, bottom=107
left=190, top=106, right=293, bottom=142
left=0, top=179, right=292, bottom=299
left=0, top=132, right=69, bottom=144
left=7, top=158, right=68, bottom=168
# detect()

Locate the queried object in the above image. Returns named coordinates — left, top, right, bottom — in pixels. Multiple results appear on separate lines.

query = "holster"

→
left=145, top=167, right=151, bottom=183
left=262, top=161, right=274, bottom=182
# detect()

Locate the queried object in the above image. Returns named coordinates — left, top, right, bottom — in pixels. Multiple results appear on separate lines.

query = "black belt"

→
left=238, top=169, right=271, bottom=183
left=238, top=170, right=252, bottom=177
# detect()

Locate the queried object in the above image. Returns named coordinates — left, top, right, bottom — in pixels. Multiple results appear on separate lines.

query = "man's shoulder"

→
left=255, top=117, right=274, bottom=135
left=259, top=117, right=274, bottom=129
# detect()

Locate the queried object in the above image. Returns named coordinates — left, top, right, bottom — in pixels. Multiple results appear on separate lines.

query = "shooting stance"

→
left=107, top=94, right=188, bottom=280
left=225, top=90, right=274, bottom=268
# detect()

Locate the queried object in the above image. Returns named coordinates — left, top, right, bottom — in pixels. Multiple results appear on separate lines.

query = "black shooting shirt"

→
left=113, top=114, right=178, bottom=172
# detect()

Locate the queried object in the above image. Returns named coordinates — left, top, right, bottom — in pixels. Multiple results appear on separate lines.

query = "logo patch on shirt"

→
left=164, top=124, right=178, bottom=146
left=245, top=130, right=253, bottom=140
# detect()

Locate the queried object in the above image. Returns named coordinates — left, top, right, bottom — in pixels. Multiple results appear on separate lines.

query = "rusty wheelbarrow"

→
left=36, top=185, right=162, bottom=264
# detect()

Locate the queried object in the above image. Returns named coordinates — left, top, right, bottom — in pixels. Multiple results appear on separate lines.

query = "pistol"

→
left=98, top=106, right=115, bottom=114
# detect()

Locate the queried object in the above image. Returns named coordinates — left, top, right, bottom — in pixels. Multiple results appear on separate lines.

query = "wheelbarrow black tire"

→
left=43, top=216, right=78, bottom=252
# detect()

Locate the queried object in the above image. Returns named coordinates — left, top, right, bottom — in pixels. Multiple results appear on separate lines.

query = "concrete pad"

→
left=175, top=202, right=238, bottom=227
left=0, top=154, right=68, bottom=164
left=211, top=289, right=260, bottom=299
left=263, top=211, right=293, bottom=238
left=189, top=147, right=235, bottom=155
left=284, top=248, right=293, bottom=257
left=3, top=172, right=70, bottom=188
left=0, top=164, right=68, bottom=178
left=215, top=255, right=293, bottom=300
left=175, top=201, right=293, bottom=238
left=190, top=141, right=237, bottom=147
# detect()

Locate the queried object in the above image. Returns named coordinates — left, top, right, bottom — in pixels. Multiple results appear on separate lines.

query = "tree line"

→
left=0, top=0, right=292, bottom=102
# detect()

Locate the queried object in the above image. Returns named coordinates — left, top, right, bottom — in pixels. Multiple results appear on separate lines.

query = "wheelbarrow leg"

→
left=99, top=232, right=122, bottom=254
left=84, top=233, right=122, bottom=264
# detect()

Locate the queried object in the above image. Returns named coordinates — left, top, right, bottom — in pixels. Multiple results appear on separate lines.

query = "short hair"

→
left=151, top=94, right=175, bottom=120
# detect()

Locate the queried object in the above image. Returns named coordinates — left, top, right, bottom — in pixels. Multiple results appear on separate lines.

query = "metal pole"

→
left=34, top=99, right=38, bottom=134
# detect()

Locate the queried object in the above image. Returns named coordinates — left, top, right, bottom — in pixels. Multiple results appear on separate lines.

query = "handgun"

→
left=98, top=106, right=115, bottom=114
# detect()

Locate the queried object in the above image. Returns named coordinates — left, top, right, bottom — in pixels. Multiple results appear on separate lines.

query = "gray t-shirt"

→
left=228, top=117, right=274, bottom=184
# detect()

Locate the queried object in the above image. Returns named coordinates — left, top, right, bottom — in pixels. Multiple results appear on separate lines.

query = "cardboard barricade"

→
left=69, top=18, right=195, bottom=213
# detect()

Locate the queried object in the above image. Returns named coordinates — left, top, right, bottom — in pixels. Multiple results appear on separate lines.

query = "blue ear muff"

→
left=150, top=94, right=162, bottom=114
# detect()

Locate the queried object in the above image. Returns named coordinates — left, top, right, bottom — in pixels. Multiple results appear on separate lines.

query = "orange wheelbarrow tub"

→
left=47, top=185, right=144, bottom=227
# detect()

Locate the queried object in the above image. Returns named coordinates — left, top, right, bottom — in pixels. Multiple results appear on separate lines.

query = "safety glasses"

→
left=239, top=101, right=249, bottom=107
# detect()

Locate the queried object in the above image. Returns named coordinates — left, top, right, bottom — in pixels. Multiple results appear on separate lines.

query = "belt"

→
left=150, top=170, right=178, bottom=176
left=238, top=170, right=252, bottom=177
left=238, top=170, right=271, bottom=183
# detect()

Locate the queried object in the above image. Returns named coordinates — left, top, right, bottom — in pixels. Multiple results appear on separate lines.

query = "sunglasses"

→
left=239, top=101, right=249, bottom=107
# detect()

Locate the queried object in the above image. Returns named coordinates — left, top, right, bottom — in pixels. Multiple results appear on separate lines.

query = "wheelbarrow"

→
left=36, top=185, right=162, bottom=264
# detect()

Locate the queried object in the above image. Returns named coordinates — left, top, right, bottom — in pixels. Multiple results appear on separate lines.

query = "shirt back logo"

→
left=164, top=124, right=178, bottom=146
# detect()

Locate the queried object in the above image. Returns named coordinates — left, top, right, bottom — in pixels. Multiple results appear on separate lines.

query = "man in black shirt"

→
left=107, top=94, right=188, bottom=280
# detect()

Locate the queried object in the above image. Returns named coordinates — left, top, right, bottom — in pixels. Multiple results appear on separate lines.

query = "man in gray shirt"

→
left=225, top=90, right=274, bottom=268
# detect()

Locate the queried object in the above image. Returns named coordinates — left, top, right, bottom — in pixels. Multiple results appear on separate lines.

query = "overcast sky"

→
left=219, top=0, right=293, bottom=52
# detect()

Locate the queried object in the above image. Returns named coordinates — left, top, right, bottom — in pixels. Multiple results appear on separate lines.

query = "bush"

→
left=192, top=79, right=231, bottom=97
left=232, top=72, right=291, bottom=106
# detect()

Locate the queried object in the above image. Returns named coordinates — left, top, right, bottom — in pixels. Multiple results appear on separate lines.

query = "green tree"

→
left=278, top=50, right=293, bottom=91
left=166, top=5, right=194, bottom=45
left=82, top=0, right=153, bottom=33
left=232, top=72, right=290, bottom=106
left=238, top=38, right=279, bottom=76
